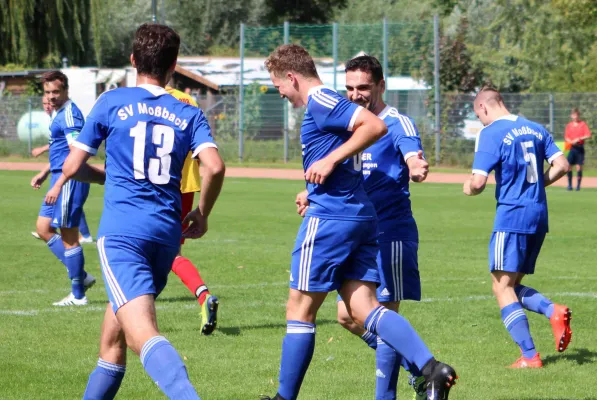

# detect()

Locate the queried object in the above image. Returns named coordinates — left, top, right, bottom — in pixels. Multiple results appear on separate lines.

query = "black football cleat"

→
left=422, top=359, right=458, bottom=400
left=259, top=394, right=285, bottom=400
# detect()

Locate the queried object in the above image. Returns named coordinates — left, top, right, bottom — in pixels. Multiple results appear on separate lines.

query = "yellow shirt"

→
left=165, top=87, right=201, bottom=193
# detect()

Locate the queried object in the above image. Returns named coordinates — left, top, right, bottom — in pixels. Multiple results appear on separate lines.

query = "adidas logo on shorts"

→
left=376, top=369, right=386, bottom=378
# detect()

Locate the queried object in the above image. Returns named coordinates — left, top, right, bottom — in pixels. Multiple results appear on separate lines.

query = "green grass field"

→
left=0, top=170, right=596, bottom=400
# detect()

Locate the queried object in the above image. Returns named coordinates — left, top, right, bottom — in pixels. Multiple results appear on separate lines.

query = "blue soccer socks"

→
left=141, top=336, right=200, bottom=399
left=361, top=331, right=378, bottom=349
left=515, top=285, right=554, bottom=319
left=277, top=321, right=316, bottom=400
left=501, top=302, right=537, bottom=359
left=83, top=358, right=125, bottom=400
left=64, top=245, right=85, bottom=299
left=365, top=306, right=433, bottom=372
left=375, top=338, right=400, bottom=400
left=47, top=234, right=66, bottom=264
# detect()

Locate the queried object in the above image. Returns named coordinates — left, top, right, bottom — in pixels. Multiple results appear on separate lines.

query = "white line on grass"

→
left=1, top=291, right=594, bottom=317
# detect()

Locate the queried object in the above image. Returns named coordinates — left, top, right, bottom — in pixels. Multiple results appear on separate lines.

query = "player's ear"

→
left=130, top=54, right=136, bottom=68
left=379, top=79, right=386, bottom=94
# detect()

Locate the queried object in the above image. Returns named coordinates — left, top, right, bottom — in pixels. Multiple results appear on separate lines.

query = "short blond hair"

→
left=265, top=44, right=319, bottom=79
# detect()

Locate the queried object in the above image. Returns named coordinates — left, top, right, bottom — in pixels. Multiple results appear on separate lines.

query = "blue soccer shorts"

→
left=290, top=217, right=380, bottom=292
left=97, top=236, right=179, bottom=313
left=489, top=231, right=546, bottom=274
left=376, top=240, right=421, bottom=302
left=39, top=174, right=90, bottom=229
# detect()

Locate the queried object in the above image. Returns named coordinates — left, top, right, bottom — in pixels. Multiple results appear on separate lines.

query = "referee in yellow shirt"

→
left=166, top=86, right=219, bottom=335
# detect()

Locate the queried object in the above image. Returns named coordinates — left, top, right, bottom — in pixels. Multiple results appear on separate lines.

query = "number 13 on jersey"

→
left=130, top=121, right=174, bottom=184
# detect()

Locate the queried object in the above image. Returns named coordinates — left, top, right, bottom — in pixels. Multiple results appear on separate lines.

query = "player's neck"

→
left=492, top=108, right=511, bottom=121
left=136, top=75, right=166, bottom=88
left=372, top=101, right=387, bottom=116
left=300, top=79, right=324, bottom=106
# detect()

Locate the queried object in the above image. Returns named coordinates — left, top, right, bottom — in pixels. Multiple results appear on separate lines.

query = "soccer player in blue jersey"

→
left=46, top=23, right=225, bottom=399
left=33, top=71, right=95, bottom=306
left=31, top=97, right=93, bottom=244
left=261, top=45, right=457, bottom=400
left=464, top=87, right=572, bottom=368
left=296, top=55, right=430, bottom=400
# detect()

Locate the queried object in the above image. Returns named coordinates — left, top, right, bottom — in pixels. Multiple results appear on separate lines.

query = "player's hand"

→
left=305, top=157, right=336, bottom=185
left=31, top=147, right=45, bottom=157
left=463, top=179, right=473, bottom=196
left=31, top=173, right=46, bottom=189
left=182, top=208, right=208, bottom=239
left=44, top=185, right=61, bottom=205
left=409, top=151, right=429, bottom=183
left=295, top=190, right=309, bottom=217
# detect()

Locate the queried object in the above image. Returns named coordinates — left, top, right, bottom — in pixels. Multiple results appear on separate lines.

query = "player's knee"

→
left=337, top=307, right=354, bottom=330
left=36, top=220, right=55, bottom=241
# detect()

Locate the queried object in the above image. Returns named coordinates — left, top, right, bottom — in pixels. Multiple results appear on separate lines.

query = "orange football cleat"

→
left=509, top=353, right=543, bottom=369
left=550, top=304, right=572, bottom=352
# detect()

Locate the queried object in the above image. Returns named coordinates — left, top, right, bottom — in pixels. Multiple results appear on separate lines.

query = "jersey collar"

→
left=307, top=85, right=336, bottom=97
left=54, top=99, right=72, bottom=114
left=377, top=105, right=391, bottom=118
left=138, top=84, right=168, bottom=97
left=495, top=114, right=518, bottom=122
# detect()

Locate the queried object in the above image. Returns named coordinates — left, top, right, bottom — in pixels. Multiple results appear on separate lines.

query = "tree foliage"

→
left=2, top=0, right=597, bottom=94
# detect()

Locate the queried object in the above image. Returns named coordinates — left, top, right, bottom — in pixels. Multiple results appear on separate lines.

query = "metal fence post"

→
left=549, top=93, right=555, bottom=134
left=332, top=22, right=338, bottom=91
left=239, top=23, right=245, bottom=162
left=28, top=97, right=33, bottom=156
left=283, top=21, right=290, bottom=162
left=382, top=18, right=388, bottom=102
left=433, top=15, right=441, bottom=165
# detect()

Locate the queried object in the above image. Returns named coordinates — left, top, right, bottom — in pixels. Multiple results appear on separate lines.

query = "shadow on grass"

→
left=542, top=348, right=597, bottom=366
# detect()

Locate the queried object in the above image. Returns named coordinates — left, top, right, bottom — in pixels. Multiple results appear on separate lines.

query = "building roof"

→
left=176, top=56, right=429, bottom=90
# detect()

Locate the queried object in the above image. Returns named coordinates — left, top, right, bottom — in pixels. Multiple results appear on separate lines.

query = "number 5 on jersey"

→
left=521, top=141, right=538, bottom=184
left=130, top=121, right=174, bottom=184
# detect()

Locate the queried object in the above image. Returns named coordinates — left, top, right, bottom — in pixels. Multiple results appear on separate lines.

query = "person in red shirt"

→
left=564, top=108, right=591, bottom=191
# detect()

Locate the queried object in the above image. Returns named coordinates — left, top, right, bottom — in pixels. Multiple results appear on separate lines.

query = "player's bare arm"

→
left=183, top=147, right=225, bottom=239
left=305, top=108, right=387, bottom=184
left=406, top=150, right=429, bottom=183
left=544, top=154, right=570, bottom=187
left=31, top=164, right=51, bottom=189
left=31, top=144, right=50, bottom=158
left=463, top=174, right=488, bottom=196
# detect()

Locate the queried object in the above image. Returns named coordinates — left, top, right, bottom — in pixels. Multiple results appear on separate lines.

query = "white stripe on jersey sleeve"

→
left=348, top=106, right=363, bottom=132
left=192, top=142, right=218, bottom=159
left=403, top=151, right=419, bottom=162
left=311, top=92, right=335, bottom=109
left=73, top=141, right=98, bottom=155
left=317, top=91, right=339, bottom=106
left=397, top=114, right=416, bottom=136
left=547, top=151, right=563, bottom=164
left=472, top=169, right=488, bottom=177
left=66, top=103, right=74, bottom=128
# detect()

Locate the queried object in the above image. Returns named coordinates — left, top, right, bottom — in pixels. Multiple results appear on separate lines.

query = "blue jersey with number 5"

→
left=74, top=84, right=216, bottom=246
left=302, top=86, right=376, bottom=221
left=472, top=115, right=562, bottom=234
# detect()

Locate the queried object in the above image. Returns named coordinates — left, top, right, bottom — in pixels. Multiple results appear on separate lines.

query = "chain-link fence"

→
left=0, top=96, right=47, bottom=158
left=235, top=20, right=436, bottom=163
left=2, top=21, right=597, bottom=168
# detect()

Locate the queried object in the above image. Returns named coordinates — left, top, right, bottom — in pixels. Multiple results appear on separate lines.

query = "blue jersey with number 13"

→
left=74, top=84, right=216, bottom=247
